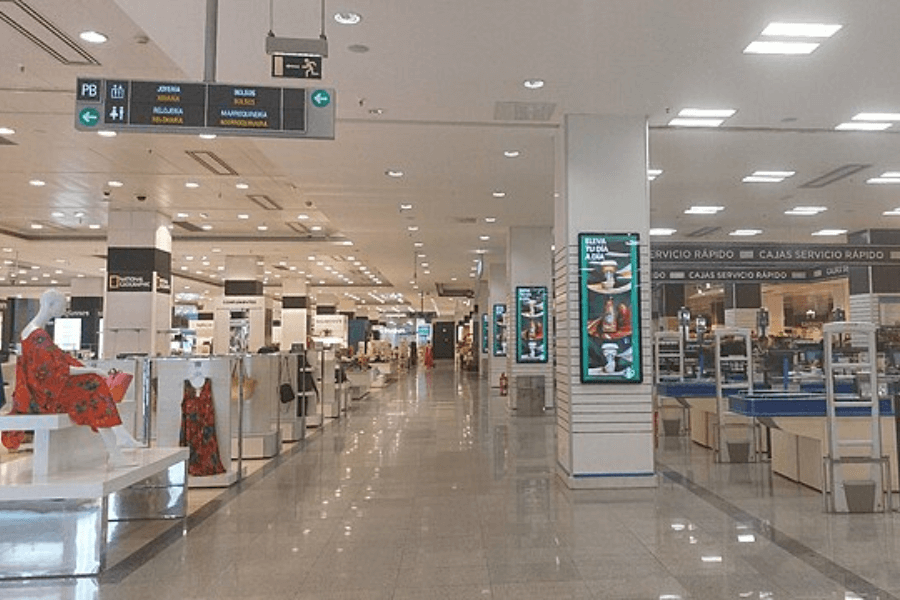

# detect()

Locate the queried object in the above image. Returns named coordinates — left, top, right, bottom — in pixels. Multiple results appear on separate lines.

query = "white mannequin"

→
left=23, top=289, right=139, bottom=467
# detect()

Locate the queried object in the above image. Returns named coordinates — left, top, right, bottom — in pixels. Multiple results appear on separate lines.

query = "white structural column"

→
left=104, top=210, right=172, bottom=358
left=507, top=227, right=553, bottom=410
left=281, top=279, right=309, bottom=350
left=487, top=261, right=507, bottom=387
left=554, top=115, right=655, bottom=489
left=475, top=280, right=489, bottom=377
left=214, top=255, right=269, bottom=353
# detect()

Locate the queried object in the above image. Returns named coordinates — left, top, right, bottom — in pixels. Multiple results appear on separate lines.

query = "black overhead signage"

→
left=272, top=54, right=323, bottom=79
left=75, top=78, right=333, bottom=139
left=652, top=265, right=850, bottom=283
left=651, top=243, right=900, bottom=266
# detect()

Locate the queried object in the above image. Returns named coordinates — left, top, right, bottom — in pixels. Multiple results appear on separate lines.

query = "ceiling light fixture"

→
left=29, top=179, right=46, bottom=187
left=310, top=225, right=323, bottom=231
left=201, top=224, right=213, bottom=230
left=743, top=170, right=795, bottom=183
left=785, top=206, right=827, bottom=215
left=479, top=235, right=490, bottom=241
left=0, top=127, right=15, bottom=135
left=836, top=122, right=891, bottom=131
left=678, top=108, right=736, bottom=118
left=235, top=182, right=249, bottom=189
left=414, top=242, right=424, bottom=248
left=185, top=182, right=200, bottom=188
left=760, top=22, right=842, bottom=38
left=729, top=229, right=763, bottom=236
left=297, top=214, right=309, bottom=220
left=523, top=79, right=545, bottom=89
left=407, top=226, right=419, bottom=232
left=79, top=30, right=108, bottom=44
left=648, top=169, right=663, bottom=181
left=867, top=172, right=900, bottom=184
left=492, top=191, right=506, bottom=198
left=399, top=203, right=413, bottom=210
left=176, top=212, right=189, bottom=219
left=485, top=217, right=497, bottom=223
left=108, top=180, right=124, bottom=187
left=812, top=229, right=847, bottom=236
left=238, top=213, right=250, bottom=219
left=504, top=150, right=520, bottom=158
left=97, top=130, right=117, bottom=137
left=853, top=113, right=900, bottom=122
left=385, top=170, right=404, bottom=178
left=744, top=41, right=820, bottom=55
left=199, top=133, right=217, bottom=140
left=650, top=228, right=677, bottom=236
left=334, top=12, right=362, bottom=25
left=668, top=118, right=725, bottom=128
left=684, top=206, right=724, bottom=215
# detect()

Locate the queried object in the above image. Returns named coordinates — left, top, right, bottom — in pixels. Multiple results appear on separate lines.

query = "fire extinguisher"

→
left=499, top=372, right=508, bottom=396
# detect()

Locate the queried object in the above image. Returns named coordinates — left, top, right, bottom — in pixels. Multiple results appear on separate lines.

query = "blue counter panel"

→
left=728, top=393, right=894, bottom=417
left=657, top=381, right=764, bottom=398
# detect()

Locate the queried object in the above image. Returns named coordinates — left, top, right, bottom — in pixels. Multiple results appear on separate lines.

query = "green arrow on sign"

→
left=79, top=107, right=100, bottom=127
left=311, top=90, right=331, bottom=108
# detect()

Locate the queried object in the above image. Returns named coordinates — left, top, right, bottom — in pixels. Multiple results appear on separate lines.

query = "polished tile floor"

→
left=6, top=363, right=900, bottom=599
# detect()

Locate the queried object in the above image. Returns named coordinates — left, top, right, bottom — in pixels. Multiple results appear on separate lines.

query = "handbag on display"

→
left=105, top=370, right=133, bottom=403
left=230, top=362, right=257, bottom=400
left=279, top=382, right=295, bottom=404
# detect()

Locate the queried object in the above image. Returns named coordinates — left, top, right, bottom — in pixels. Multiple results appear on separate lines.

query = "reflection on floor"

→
left=4, top=363, right=900, bottom=599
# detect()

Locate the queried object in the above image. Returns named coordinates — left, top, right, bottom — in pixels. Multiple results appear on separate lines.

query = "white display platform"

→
left=0, top=414, right=107, bottom=479
left=236, top=354, right=281, bottom=458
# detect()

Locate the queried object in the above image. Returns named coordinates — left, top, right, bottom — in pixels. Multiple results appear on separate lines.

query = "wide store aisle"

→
left=8, top=363, right=900, bottom=599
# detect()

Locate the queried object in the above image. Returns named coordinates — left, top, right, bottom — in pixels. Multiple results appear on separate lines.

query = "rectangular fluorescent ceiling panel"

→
left=668, top=118, right=724, bottom=128
left=678, top=108, right=736, bottom=118
left=785, top=206, right=827, bottom=215
left=729, top=229, right=762, bottom=236
left=853, top=113, right=900, bottom=122
left=649, top=228, right=676, bottom=236
left=744, top=41, right=819, bottom=55
left=684, top=206, right=724, bottom=215
left=836, top=122, right=892, bottom=131
left=760, top=22, right=842, bottom=38
left=743, top=170, right=795, bottom=183
left=883, top=209, right=900, bottom=216
left=812, top=229, right=847, bottom=236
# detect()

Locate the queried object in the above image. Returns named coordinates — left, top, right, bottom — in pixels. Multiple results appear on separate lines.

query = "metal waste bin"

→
left=516, top=375, right=545, bottom=416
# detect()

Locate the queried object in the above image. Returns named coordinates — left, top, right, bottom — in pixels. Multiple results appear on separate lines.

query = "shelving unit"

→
left=822, top=322, right=891, bottom=513
left=714, top=328, right=755, bottom=463
left=654, top=331, right=684, bottom=382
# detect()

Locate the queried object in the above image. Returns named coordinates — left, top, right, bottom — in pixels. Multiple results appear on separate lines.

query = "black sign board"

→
left=651, top=265, right=851, bottom=283
left=652, top=243, right=900, bottom=266
left=272, top=55, right=323, bottom=79
left=75, top=78, right=333, bottom=140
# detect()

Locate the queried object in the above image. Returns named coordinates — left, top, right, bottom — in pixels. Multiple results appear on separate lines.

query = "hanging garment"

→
left=179, top=378, right=226, bottom=477
left=2, top=328, right=122, bottom=450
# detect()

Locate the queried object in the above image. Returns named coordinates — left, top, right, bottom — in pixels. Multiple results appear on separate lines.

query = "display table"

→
left=727, top=392, right=898, bottom=491
left=0, top=443, right=188, bottom=578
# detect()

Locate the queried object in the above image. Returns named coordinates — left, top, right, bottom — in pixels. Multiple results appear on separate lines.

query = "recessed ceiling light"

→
left=729, top=229, right=762, bottom=236
left=414, top=242, right=424, bottom=248
left=234, top=183, right=249, bottom=191
left=485, top=217, right=497, bottom=223
left=479, top=235, right=490, bottom=241
left=836, top=122, right=892, bottom=131
left=201, top=224, right=213, bottom=230
left=399, top=203, right=413, bottom=210
left=30, top=223, right=43, bottom=229
left=753, top=170, right=795, bottom=178
left=743, top=170, right=795, bottom=183
left=684, top=206, right=724, bottom=215
left=882, top=209, right=900, bottom=216
left=185, top=182, right=200, bottom=188
left=176, top=212, right=189, bottom=219
left=476, top=249, right=487, bottom=254
left=199, top=133, right=217, bottom=140
left=0, top=127, right=15, bottom=135
left=668, top=118, right=725, bottom=128
left=97, top=130, right=117, bottom=137
left=812, top=229, right=847, bottom=236
left=51, top=211, right=64, bottom=218
left=386, top=170, right=404, bottom=178
left=492, top=191, right=506, bottom=198
left=853, top=113, right=900, bottom=122
left=238, top=213, right=250, bottom=219
left=108, top=180, right=124, bottom=187
left=785, top=206, right=827, bottom=215
left=504, top=150, right=520, bottom=158
left=678, top=108, right=736, bottom=118
left=744, top=41, right=820, bottom=55
left=29, top=179, right=45, bottom=187
left=89, top=224, right=101, bottom=230
left=297, top=214, right=310, bottom=220
left=79, top=30, right=108, bottom=44
left=342, top=240, right=354, bottom=246
left=760, top=22, right=842, bottom=38
left=310, top=225, right=323, bottom=231
left=334, top=12, right=362, bottom=25
left=523, top=79, right=545, bottom=89
left=867, top=176, right=900, bottom=184
left=212, top=247, right=221, bottom=252
left=407, top=226, right=419, bottom=232
left=650, top=228, right=677, bottom=236
left=881, top=172, right=900, bottom=178
left=648, top=169, right=663, bottom=181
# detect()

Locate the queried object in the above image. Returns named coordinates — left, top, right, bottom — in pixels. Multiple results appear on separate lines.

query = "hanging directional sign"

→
left=271, top=54, right=323, bottom=80
left=74, top=78, right=335, bottom=139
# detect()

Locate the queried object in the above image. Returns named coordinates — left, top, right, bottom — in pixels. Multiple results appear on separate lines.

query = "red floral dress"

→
left=179, top=378, right=225, bottom=476
left=2, top=328, right=122, bottom=450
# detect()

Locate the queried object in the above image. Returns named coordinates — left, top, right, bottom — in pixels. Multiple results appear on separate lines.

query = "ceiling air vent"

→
left=0, top=0, right=99, bottom=65
left=685, top=226, right=721, bottom=238
left=494, top=101, right=556, bottom=122
left=248, top=194, right=282, bottom=210
left=285, top=222, right=309, bottom=234
left=173, top=221, right=204, bottom=232
left=0, top=137, right=16, bottom=146
left=454, top=217, right=478, bottom=225
left=799, top=164, right=871, bottom=189
left=186, top=150, right=239, bottom=176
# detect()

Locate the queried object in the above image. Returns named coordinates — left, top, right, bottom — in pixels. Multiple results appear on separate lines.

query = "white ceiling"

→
left=1, top=0, right=899, bottom=313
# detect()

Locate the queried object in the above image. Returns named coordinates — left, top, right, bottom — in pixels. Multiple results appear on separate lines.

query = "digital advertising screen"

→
left=578, top=233, right=642, bottom=383
left=492, top=304, right=507, bottom=357
left=515, top=286, right=548, bottom=364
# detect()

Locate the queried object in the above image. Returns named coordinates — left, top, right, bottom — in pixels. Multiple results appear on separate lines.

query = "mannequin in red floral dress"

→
left=1, top=289, right=138, bottom=466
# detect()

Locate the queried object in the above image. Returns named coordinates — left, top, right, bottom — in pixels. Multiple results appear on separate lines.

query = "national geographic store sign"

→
left=107, top=247, right=172, bottom=294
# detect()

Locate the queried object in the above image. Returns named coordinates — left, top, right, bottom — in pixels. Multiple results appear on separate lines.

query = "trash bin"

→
left=843, top=480, right=877, bottom=513
left=516, top=375, right=545, bottom=416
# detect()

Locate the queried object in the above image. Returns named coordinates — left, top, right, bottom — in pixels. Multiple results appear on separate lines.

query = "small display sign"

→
left=578, top=233, right=642, bottom=384
left=492, top=304, right=507, bottom=357
left=515, top=287, right=548, bottom=364
left=272, top=54, right=323, bottom=79
left=481, top=313, right=489, bottom=354
left=129, top=81, right=206, bottom=127
left=207, top=84, right=282, bottom=130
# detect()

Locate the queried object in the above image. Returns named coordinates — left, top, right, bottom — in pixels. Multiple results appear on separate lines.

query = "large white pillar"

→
left=554, top=114, right=655, bottom=489
left=214, top=255, right=268, bottom=353
left=103, top=210, right=172, bottom=357
left=281, top=279, right=309, bottom=351
left=487, top=261, right=507, bottom=387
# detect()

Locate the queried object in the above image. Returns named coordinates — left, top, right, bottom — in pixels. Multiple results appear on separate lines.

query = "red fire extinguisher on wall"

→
left=499, top=372, right=508, bottom=396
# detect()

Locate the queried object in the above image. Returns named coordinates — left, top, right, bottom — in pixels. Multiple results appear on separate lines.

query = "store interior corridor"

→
left=7, top=363, right=900, bottom=600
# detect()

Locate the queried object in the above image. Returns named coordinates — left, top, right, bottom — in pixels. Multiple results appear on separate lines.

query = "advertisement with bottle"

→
left=578, top=233, right=642, bottom=383
left=492, top=304, right=507, bottom=357
left=515, top=286, right=548, bottom=363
